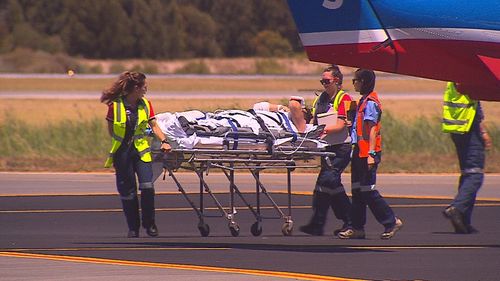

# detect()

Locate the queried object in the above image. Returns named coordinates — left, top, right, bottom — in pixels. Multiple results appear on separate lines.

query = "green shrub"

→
left=109, top=63, right=126, bottom=73
left=175, top=61, right=211, bottom=74
left=88, top=64, right=103, bottom=74
left=382, top=111, right=454, bottom=154
left=255, top=59, right=287, bottom=74
left=142, top=63, right=159, bottom=74
left=0, top=48, right=81, bottom=73
left=252, top=30, right=293, bottom=57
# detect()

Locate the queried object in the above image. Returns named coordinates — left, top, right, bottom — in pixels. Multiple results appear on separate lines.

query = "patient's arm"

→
left=288, top=99, right=306, bottom=133
left=253, top=101, right=289, bottom=112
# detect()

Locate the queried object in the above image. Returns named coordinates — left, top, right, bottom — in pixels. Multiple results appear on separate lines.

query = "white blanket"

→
left=155, top=110, right=323, bottom=149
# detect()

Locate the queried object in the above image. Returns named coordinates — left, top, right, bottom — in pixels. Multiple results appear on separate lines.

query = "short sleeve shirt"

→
left=337, top=93, right=352, bottom=117
left=351, top=97, right=381, bottom=144
left=363, top=100, right=380, bottom=122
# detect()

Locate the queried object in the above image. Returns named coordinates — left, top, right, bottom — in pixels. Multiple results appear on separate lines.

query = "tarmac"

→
left=1, top=172, right=499, bottom=281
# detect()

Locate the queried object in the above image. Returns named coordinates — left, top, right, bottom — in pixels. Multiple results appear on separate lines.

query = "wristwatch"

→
left=161, top=139, right=169, bottom=144
left=368, top=150, right=377, bottom=157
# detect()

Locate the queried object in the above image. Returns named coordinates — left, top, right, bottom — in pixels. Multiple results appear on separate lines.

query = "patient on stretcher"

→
left=252, top=96, right=313, bottom=133
left=154, top=96, right=325, bottom=149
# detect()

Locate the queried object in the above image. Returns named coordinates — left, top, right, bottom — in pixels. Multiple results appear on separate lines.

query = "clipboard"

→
left=317, top=110, right=351, bottom=145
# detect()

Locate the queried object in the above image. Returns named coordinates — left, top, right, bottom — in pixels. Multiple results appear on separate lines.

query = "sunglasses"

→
left=320, top=79, right=333, bottom=86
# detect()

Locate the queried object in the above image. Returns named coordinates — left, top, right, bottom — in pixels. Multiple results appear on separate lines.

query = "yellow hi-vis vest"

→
left=104, top=97, right=152, bottom=168
left=311, top=89, right=345, bottom=117
left=442, top=82, right=477, bottom=134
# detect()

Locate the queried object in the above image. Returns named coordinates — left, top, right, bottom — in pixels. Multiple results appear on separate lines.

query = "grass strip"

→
left=1, top=114, right=498, bottom=172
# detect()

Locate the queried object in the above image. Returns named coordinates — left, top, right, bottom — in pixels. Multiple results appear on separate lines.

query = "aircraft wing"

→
left=287, top=0, right=500, bottom=101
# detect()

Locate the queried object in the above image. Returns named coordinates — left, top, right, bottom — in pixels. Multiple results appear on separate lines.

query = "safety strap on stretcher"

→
left=227, top=119, right=239, bottom=149
left=278, top=112, right=297, bottom=142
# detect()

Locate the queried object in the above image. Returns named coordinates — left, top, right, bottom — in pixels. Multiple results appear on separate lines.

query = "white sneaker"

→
left=381, top=217, right=403, bottom=239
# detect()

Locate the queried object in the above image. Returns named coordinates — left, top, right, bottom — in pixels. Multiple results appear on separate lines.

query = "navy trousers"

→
left=350, top=146, right=396, bottom=230
left=113, top=144, right=156, bottom=231
left=450, top=123, right=485, bottom=226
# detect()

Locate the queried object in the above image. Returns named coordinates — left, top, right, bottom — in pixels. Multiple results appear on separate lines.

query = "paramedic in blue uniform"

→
left=442, top=82, right=492, bottom=234
left=299, top=65, right=353, bottom=236
left=337, top=69, right=402, bottom=239
left=101, top=71, right=171, bottom=238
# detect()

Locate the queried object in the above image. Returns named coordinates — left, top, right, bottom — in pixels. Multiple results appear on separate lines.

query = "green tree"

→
left=0, top=0, right=13, bottom=52
left=130, top=0, right=158, bottom=58
left=21, top=0, right=68, bottom=35
left=61, top=0, right=99, bottom=57
left=11, top=22, right=45, bottom=50
left=163, top=1, right=186, bottom=58
left=146, top=0, right=170, bottom=58
left=4, top=0, right=24, bottom=30
left=0, top=0, right=304, bottom=58
left=253, top=0, right=302, bottom=52
left=96, top=1, right=135, bottom=58
left=62, top=0, right=134, bottom=58
left=252, top=30, right=292, bottom=57
left=210, top=0, right=256, bottom=57
left=180, top=5, right=221, bottom=57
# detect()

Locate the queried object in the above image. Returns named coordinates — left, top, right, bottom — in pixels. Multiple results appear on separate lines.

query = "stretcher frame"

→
left=153, top=146, right=335, bottom=237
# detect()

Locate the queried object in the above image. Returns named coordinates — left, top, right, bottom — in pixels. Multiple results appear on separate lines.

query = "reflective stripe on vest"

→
left=356, top=92, right=382, bottom=158
left=312, top=90, right=345, bottom=117
left=442, top=82, right=477, bottom=134
left=104, top=97, right=152, bottom=168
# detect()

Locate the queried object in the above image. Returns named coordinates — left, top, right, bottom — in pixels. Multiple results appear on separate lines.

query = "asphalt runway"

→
left=1, top=173, right=499, bottom=281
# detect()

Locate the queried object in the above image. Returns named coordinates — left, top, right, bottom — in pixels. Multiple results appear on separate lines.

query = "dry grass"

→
left=3, top=98, right=499, bottom=126
left=0, top=76, right=446, bottom=92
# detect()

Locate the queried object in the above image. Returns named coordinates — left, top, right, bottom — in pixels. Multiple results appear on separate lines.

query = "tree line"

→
left=0, top=0, right=303, bottom=59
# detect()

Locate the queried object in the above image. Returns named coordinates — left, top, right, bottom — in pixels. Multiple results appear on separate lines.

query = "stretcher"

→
left=152, top=110, right=336, bottom=237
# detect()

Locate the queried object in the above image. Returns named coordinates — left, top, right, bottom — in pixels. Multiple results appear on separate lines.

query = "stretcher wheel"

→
left=229, top=222, right=240, bottom=237
left=250, top=222, right=262, bottom=236
left=198, top=222, right=210, bottom=237
left=281, top=222, right=293, bottom=236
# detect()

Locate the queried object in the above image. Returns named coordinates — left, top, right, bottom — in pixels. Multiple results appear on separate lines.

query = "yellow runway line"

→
left=0, top=247, right=229, bottom=251
left=348, top=246, right=486, bottom=250
left=0, top=251, right=364, bottom=281
left=2, top=202, right=499, bottom=214
left=2, top=191, right=499, bottom=202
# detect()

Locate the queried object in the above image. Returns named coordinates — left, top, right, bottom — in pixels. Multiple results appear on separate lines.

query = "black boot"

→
left=141, top=189, right=158, bottom=237
left=299, top=191, right=331, bottom=236
left=121, top=196, right=140, bottom=236
left=330, top=192, right=352, bottom=235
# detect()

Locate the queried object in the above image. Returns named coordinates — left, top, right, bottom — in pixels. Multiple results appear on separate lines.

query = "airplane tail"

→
left=287, top=0, right=500, bottom=100
left=287, top=0, right=398, bottom=72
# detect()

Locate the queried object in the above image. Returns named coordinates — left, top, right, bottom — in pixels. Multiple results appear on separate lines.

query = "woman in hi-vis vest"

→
left=299, top=65, right=353, bottom=237
left=101, top=71, right=171, bottom=238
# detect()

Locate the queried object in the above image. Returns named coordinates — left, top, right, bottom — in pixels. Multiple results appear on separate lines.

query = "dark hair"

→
left=323, top=64, right=343, bottom=85
left=100, top=71, right=146, bottom=104
left=354, top=69, right=376, bottom=94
